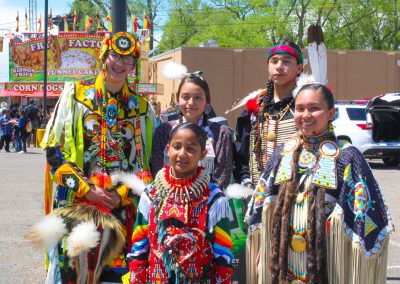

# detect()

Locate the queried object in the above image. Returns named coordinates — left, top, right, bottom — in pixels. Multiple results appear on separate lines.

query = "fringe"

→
left=246, top=229, right=260, bottom=284
left=327, top=211, right=390, bottom=284
left=137, top=192, right=151, bottom=222
left=208, top=197, right=231, bottom=233
left=259, top=200, right=277, bottom=284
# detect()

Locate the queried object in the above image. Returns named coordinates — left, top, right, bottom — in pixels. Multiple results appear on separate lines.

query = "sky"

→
left=0, top=0, right=72, bottom=34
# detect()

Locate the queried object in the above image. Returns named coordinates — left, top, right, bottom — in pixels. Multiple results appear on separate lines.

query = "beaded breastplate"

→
left=147, top=167, right=214, bottom=282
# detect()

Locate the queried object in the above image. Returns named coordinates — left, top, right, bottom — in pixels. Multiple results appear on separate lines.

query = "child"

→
left=247, top=83, right=393, bottom=283
left=128, top=122, right=233, bottom=283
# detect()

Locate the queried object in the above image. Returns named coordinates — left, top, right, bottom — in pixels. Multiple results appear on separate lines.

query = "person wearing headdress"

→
left=35, top=31, right=157, bottom=283
left=246, top=25, right=393, bottom=283
left=247, top=81, right=393, bottom=284
left=231, top=39, right=303, bottom=190
left=151, top=66, right=233, bottom=189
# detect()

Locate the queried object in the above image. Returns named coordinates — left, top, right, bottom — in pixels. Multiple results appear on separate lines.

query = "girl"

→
left=151, top=72, right=233, bottom=188
left=128, top=122, right=233, bottom=283
left=247, top=83, right=393, bottom=283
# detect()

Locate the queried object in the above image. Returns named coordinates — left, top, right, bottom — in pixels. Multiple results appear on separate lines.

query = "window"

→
left=346, top=108, right=366, bottom=120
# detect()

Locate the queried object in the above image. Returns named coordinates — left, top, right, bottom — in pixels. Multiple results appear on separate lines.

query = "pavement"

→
left=0, top=148, right=398, bottom=283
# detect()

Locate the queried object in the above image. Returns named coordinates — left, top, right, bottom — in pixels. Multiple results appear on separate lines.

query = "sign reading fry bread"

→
left=9, top=33, right=137, bottom=82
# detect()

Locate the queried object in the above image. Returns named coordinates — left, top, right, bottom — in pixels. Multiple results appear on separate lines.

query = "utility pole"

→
left=111, top=0, right=127, bottom=32
left=43, top=0, right=48, bottom=120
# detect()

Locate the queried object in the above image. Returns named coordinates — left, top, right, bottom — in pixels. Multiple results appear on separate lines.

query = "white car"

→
left=333, top=95, right=400, bottom=166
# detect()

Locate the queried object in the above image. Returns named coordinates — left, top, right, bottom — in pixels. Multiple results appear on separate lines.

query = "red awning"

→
left=0, top=90, right=26, bottom=97
left=28, top=92, right=60, bottom=98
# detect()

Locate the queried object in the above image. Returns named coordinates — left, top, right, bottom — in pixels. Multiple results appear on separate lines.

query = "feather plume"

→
left=224, top=183, right=254, bottom=199
left=162, top=62, right=188, bottom=79
left=25, top=215, right=67, bottom=248
left=67, top=221, right=100, bottom=257
left=111, top=172, right=146, bottom=196
left=225, top=89, right=263, bottom=114
left=307, top=24, right=328, bottom=85
left=292, top=73, right=316, bottom=98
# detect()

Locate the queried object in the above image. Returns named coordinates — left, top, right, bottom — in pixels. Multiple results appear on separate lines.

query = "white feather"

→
left=307, top=42, right=328, bottom=85
left=111, top=172, right=146, bottom=196
left=26, top=215, right=67, bottom=249
left=224, top=89, right=263, bottom=114
left=67, top=221, right=99, bottom=257
left=162, top=61, right=188, bottom=79
left=224, top=183, right=254, bottom=199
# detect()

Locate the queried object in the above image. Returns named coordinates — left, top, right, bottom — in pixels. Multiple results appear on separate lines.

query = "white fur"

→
left=111, top=172, right=146, bottom=196
left=67, top=221, right=100, bottom=257
left=292, top=73, right=317, bottom=98
left=224, top=183, right=254, bottom=199
left=28, top=214, right=67, bottom=248
left=162, top=61, right=188, bottom=79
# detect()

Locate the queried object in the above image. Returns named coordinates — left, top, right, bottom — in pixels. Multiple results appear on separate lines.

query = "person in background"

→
left=128, top=122, right=233, bottom=283
left=24, top=100, right=39, bottom=147
left=18, top=108, right=28, bottom=154
left=247, top=83, right=393, bottom=283
left=0, top=108, right=12, bottom=152
left=151, top=71, right=233, bottom=189
left=150, top=100, right=162, bottom=127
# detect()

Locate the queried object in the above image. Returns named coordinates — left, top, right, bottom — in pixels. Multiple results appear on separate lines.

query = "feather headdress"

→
left=293, top=24, right=328, bottom=98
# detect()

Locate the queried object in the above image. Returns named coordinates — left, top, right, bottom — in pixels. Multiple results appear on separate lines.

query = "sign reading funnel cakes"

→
left=60, top=50, right=96, bottom=69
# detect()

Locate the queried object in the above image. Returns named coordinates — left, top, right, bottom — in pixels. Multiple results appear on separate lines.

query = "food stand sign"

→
left=9, top=33, right=137, bottom=82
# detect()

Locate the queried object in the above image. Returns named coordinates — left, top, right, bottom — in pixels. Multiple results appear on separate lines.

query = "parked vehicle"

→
left=333, top=96, right=400, bottom=166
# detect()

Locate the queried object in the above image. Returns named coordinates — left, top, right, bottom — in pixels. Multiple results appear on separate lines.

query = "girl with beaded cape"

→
left=37, top=32, right=157, bottom=283
left=247, top=83, right=393, bottom=283
left=151, top=71, right=233, bottom=189
left=128, top=122, right=234, bottom=283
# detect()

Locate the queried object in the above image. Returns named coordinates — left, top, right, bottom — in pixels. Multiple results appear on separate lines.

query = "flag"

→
left=73, top=10, right=77, bottom=31
left=49, top=9, right=53, bottom=30
left=16, top=11, right=19, bottom=33
left=106, top=14, right=112, bottom=32
left=38, top=14, right=42, bottom=32
left=85, top=15, right=92, bottom=33
left=132, top=16, right=137, bottom=33
left=95, top=13, right=100, bottom=31
left=64, top=15, right=69, bottom=32
left=143, top=12, right=150, bottom=29
left=25, top=8, right=28, bottom=31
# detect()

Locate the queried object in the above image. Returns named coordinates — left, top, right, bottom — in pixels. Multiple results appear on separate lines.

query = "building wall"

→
left=150, top=47, right=400, bottom=127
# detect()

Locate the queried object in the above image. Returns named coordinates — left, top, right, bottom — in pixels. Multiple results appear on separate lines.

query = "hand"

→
left=86, top=186, right=119, bottom=210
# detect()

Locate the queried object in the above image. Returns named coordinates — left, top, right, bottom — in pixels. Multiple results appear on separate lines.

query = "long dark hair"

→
left=169, top=122, right=208, bottom=151
left=295, top=83, right=334, bottom=109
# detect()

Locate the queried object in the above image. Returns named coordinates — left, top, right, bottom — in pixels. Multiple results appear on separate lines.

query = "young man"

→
left=40, top=31, right=156, bottom=283
left=234, top=39, right=304, bottom=283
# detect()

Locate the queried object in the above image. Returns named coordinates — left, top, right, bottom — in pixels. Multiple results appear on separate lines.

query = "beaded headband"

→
left=267, top=44, right=303, bottom=64
left=99, top=31, right=141, bottom=61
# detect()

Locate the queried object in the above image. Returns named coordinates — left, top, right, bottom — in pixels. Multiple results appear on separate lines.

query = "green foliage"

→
left=157, top=0, right=400, bottom=53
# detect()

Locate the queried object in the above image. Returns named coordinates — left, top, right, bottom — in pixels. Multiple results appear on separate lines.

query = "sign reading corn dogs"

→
left=9, top=33, right=137, bottom=82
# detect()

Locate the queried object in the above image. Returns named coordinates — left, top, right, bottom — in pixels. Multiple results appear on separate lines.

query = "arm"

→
left=212, top=124, right=233, bottom=188
left=232, top=111, right=252, bottom=185
left=150, top=123, right=170, bottom=178
left=127, top=192, right=151, bottom=284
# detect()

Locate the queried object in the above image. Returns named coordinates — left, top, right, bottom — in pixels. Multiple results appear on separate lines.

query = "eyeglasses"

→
left=108, top=51, right=135, bottom=65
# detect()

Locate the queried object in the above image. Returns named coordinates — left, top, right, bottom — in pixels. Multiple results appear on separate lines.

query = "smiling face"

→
left=105, top=51, right=134, bottom=88
left=178, top=82, right=208, bottom=123
left=294, top=88, right=336, bottom=137
left=167, top=128, right=207, bottom=178
left=268, top=54, right=302, bottom=87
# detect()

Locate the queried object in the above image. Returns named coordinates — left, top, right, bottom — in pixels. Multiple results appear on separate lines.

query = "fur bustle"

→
left=67, top=221, right=100, bottom=257
left=224, top=183, right=254, bottom=199
left=54, top=204, right=125, bottom=271
left=25, top=214, right=67, bottom=249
